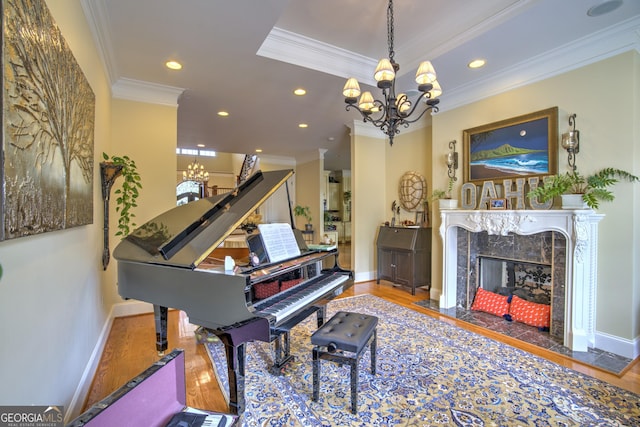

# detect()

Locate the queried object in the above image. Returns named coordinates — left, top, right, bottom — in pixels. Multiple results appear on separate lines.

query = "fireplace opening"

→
left=478, top=256, right=552, bottom=305
left=459, top=230, right=565, bottom=341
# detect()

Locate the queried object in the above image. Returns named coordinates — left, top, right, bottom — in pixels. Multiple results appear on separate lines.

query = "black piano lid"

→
left=113, top=169, right=294, bottom=269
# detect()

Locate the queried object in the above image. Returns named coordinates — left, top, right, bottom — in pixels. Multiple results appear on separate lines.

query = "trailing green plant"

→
left=430, top=176, right=456, bottom=200
left=527, top=167, right=639, bottom=209
left=293, top=205, right=312, bottom=224
left=102, top=152, right=142, bottom=237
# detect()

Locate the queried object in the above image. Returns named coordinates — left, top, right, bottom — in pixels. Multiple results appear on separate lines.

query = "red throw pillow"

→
left=509, top=295, right=550, bottom=328
left=471, top=288, right=510, bottom=317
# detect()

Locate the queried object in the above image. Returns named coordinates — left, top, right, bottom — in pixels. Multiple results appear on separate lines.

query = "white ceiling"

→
left=82, top=0, right=640, bottom=170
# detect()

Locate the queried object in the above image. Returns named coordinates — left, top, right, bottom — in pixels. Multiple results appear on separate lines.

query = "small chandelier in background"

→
left=342, top=0, right=442, bottom=146
left=183, top=158, right=209, bottom=182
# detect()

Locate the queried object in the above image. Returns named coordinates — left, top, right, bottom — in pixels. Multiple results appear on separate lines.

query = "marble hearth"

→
left=439, top=210, right=603, bottom=352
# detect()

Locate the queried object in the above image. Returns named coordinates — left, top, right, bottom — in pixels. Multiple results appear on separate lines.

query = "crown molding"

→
left=256, top=154, right=296, bottom=167
left=81, top=0, right=118, bottom=85
left=440, top=16, right=640, bottom=112
left=400, top=0, right=537, bottom=73
left=259, top=16, right=639, bottom=114
left=83, top=0, right=184, bottom=106
left=257, top=27, right=378, bottom=86
left=111, top=78, right=184, bottom=107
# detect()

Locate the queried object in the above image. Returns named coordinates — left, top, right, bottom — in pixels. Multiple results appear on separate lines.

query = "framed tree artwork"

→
left=2, top=0, right=95, bottom=240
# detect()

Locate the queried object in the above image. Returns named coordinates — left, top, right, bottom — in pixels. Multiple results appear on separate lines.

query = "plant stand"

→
left=100, top=162, right=124, bottom=270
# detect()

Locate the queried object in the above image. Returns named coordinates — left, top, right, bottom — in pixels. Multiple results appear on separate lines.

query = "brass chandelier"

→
left=342, top=0, right=441, bottom=146
left=182, top=158, right=209, bottom=182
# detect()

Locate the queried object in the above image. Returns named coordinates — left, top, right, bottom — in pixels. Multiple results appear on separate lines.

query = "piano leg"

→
left=219, top=336, right=246, bottom=415
left=153, top=305, right=168, bottom=356
left=270, top=330, right=293, bottom=375
left=316, top=305, right=326, bottom=328
left=212, top=317, right=270, bottom=416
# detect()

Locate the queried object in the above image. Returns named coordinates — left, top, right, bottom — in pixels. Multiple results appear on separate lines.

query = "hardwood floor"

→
left=83, top=279, right=640, bottom=415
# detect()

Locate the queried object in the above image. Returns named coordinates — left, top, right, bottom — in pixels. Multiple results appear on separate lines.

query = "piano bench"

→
left=311, top=311, right=378, bottom=414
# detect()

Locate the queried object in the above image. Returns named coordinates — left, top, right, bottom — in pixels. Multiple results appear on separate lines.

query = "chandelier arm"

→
left=345, top=101, right=388, bottom=126
left=397, top=97, right=438, bottom=124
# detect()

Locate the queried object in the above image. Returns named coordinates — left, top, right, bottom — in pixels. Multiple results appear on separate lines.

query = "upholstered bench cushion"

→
left=311, top=311, right=378, bottom=353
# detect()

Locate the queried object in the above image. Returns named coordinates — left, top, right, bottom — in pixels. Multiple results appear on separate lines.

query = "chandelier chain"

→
left=387, top=0, right=395, bottom=63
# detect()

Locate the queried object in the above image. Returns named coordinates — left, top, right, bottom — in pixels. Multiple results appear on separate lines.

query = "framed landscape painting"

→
left=463, top=107, right=558, bottom=183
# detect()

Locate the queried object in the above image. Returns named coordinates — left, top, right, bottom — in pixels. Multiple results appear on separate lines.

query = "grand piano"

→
left=113, top=169, right=353, bottom=415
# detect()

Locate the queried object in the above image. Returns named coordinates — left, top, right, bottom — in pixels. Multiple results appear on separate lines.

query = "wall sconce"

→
left=446, top=140, right=458, bottom=181
left=561, top=113, right=579, bottom=171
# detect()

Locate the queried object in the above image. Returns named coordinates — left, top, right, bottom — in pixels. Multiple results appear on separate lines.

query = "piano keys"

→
left=113, top=169, right=353, bottom=415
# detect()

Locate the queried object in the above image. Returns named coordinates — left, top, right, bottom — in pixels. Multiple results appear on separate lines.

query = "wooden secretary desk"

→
left=376, top=226, right=432, bottom=295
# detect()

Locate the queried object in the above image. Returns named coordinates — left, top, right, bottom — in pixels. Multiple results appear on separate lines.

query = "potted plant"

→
left=294, top=205, right=313, bottom=230
left=100, top=153, right=142, bottom=270
left=430, top=176, right=457, bottom=209
left=527, top=167, right=639, bottom=209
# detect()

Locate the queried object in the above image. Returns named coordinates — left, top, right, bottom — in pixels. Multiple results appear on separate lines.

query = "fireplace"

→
left=439, top=210, right=603, bottom=352
left=465, top=231, right=564, bottom=340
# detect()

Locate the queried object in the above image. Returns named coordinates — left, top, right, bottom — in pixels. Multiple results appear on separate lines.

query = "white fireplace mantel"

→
left=439, top=209, right=603, bottom=352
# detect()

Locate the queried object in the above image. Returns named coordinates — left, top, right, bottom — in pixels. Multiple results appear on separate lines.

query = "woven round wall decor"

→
left=399, top=171, right=427, bottom=211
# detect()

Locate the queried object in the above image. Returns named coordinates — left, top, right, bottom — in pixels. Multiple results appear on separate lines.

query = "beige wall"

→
left=0, top=0, right=113, bottom=413
left=295, top=157, right=323, bottom=232
left=350, top=122, right=432, bottom=282
left=107, top=99, right=178, bottom=307
left=432, top=51, right=640, bottom=345
left=350, top=128, right=385, bottom=281
left=384, top=125, right=433, bottom=226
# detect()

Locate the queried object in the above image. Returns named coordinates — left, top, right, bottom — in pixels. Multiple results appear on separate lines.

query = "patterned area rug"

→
left=205, top=295, right=640, bottom=426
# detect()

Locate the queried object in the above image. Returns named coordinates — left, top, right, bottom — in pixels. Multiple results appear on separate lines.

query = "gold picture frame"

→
left=489, top=198, right=507, bottom=210
left=2, top=0, right=95, bottom=240
left=463, top=107, right=558, bottom=184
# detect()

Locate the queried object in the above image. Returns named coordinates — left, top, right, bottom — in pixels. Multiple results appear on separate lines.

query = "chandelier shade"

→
left=342, top=0, right=441, bottom=145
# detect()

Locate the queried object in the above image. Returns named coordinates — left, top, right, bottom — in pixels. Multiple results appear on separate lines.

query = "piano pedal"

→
left=195, top=326, right=219, bottom=344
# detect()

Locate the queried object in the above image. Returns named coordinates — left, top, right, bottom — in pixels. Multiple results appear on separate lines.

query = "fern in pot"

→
left=528, top=167, right=639, bottom=209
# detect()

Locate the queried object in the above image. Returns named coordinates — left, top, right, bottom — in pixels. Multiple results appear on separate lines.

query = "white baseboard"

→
left=64, top=301, right=155, bottom=422
left=112, top=300, right=155, bottom=317
left=354, top=270, right=375, bottom=283
left=594, top=330, right=639, bottom=360
left=64, top=309, right=114, bottom=423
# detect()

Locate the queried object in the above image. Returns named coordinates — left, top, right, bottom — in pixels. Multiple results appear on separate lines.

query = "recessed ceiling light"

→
left=255, top=149, right=263, bottom=153
left=468, top=59, right=486, bottom=69
left=587, top=0, right=623, bottom=17
left=298, top=123, right=308, bottom=128
left=294, top=88, right=306, bottom=96
left=165, top=60, right=182, bottom=70
left=217, top=111, right=229, bottom=117
left=197, top=144, right=205, bottom=148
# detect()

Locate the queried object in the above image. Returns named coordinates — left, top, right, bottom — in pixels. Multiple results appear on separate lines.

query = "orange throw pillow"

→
left=509, top=295, right=550, bottom=328
left=471, top=288, right=510, bottom=317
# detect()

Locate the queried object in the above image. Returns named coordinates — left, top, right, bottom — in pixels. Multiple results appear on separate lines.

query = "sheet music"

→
left=257, top=223, right=301, bottom=262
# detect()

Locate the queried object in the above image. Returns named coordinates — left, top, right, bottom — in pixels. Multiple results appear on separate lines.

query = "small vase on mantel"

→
left=561, top=194, right=589, bottom=209
left=439, top=199, right=458, bottom=210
